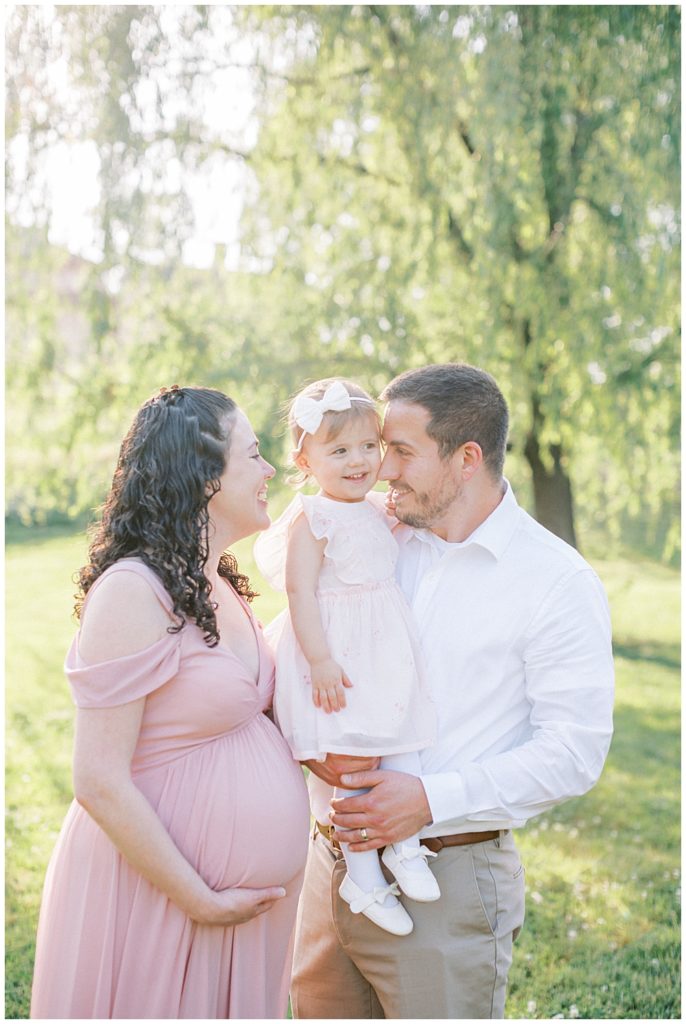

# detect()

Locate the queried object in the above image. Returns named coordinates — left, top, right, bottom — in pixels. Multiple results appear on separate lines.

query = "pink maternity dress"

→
left=30, top=559, right=310, bottom=1019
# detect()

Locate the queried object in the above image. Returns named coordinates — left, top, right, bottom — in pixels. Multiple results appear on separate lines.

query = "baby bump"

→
left=139, top=715, right=310, bottom=892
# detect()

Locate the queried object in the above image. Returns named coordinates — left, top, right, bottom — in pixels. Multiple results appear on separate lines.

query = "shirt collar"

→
left=397, top=480, right=521, bottom=561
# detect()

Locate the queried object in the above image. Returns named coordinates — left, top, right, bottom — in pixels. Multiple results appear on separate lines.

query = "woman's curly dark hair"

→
left=75, top=385, right=257, bottom=647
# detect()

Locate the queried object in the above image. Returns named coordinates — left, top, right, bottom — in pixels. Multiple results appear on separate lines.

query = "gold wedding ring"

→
left=360, top=827, right=368, bottom=841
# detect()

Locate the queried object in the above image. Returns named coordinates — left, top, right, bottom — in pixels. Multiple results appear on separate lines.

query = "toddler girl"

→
left=254, top=378, right=438, bottom=936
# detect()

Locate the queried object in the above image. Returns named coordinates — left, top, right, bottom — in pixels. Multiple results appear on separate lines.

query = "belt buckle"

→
left=316, top=820, right=336, bottom=843
left=316, top=820, right=342, bottom=852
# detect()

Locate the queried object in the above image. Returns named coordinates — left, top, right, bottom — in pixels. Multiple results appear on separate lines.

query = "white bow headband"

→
left=292, top=381, right=375, bottom=452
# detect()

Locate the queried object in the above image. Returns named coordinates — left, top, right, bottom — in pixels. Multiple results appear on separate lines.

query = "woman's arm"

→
left=73, top=571, right=286, bottom=926
left=285, top=513, right=352, bottom=714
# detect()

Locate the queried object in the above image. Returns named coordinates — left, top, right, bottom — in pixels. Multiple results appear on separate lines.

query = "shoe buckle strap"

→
left=397, top=843, right=438, bottom=862
left=349, top=881, right=400, bottom=914
left=418, top=844, right=438, bottom=860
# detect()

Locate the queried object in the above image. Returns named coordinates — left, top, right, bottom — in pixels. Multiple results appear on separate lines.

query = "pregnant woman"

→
left=30, top=386, right=310, bottom=1019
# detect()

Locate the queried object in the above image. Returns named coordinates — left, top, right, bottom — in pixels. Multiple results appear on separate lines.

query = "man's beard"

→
left=392, top=479, right=462, bottom=529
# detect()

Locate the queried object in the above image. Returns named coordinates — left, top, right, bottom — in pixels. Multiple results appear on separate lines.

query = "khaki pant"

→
left=291, top=828, right=526, bottom=1019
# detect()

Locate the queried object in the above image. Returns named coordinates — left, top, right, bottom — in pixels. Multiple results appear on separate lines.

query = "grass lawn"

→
left=5, top=524, right=680, bottom=1019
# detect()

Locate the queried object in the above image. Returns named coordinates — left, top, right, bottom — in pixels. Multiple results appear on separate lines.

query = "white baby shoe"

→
left=381, top=844, right=441, bottom=902
left=339, top=874, right=414, bottom=936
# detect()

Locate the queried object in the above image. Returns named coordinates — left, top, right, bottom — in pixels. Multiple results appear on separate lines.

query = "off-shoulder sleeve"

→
left=65, top=561, right=182, bottom=708
left=66, top=633, right=182, bottom=708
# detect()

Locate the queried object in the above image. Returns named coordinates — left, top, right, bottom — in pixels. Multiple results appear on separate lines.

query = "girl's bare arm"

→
left=285, top=513, right=352, bottom=713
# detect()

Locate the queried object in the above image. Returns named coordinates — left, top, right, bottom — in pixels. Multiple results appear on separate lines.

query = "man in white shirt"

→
left=290, top=363, right=614, bottom=1019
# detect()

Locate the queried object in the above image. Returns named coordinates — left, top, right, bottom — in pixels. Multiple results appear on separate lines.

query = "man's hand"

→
left=302, top=752, right=380, bottom=788
left=329, top=769, right=433, bottom=851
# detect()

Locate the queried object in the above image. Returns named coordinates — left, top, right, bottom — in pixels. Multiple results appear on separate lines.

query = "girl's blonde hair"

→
left=287, top=377, right=381, bottom=486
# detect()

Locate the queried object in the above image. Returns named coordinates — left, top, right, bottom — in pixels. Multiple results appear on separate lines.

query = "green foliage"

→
left=237, top=4, right=680, bottom=551
left=4, top=527, right=680, bottom=1019
left=4, top=5, right=681, bottom=558
left=4, top=236, right=294, bottom=521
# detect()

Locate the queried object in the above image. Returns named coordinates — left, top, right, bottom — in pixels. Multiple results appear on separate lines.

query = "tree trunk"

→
left=519, top=317, right=578, bottom=549
left=524, top=428, right=578, bottom=549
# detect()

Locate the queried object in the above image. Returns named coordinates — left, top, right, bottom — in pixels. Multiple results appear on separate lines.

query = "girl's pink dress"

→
left=254, top=493, right=436, bottom=761
left=30, top=559, right=310, bottom=1020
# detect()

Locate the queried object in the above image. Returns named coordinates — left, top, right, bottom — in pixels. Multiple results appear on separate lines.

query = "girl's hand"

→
left=194, top=884, right=287, bottom=927
left=310, top=658, right=353, bottom=713
left=302, top=752, right=381, bottom=787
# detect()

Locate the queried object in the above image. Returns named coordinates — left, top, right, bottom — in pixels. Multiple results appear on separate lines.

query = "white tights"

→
left=334, top=750, right=424, bottom=904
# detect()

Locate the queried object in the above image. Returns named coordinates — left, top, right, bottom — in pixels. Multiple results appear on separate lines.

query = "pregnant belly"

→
left=139, top=715, right=310, bottom=892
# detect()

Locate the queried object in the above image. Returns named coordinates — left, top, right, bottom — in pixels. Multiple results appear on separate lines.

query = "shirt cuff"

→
left=420, top=771, right=467, bottom=828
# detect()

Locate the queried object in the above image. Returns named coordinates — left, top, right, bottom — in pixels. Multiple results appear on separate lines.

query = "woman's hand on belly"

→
left=193, top=883, right=287, bottom=927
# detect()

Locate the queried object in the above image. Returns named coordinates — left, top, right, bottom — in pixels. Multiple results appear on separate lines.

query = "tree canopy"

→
left=5, top=5, right=680, bottom=559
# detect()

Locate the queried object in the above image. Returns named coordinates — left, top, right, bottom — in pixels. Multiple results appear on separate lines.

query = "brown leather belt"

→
left=422, top=830, right=502, bottom=852
left=315, top=821, right=502, bottom=852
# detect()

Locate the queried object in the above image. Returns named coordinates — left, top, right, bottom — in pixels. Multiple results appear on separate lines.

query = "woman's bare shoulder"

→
left=78, top=566, right=174, bottom=663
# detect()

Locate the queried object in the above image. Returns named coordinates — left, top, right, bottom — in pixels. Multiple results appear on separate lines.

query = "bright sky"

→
left=7, top=4, right=275, bottom=270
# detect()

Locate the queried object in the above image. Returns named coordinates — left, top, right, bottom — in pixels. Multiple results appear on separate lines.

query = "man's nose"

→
left=378, top=451, right=394, bottom=480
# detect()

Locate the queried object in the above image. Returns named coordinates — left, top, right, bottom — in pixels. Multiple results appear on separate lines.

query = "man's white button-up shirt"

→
left=396, top=481, right=614, bottom=837
left=308, top=481, right=614, bottom=835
